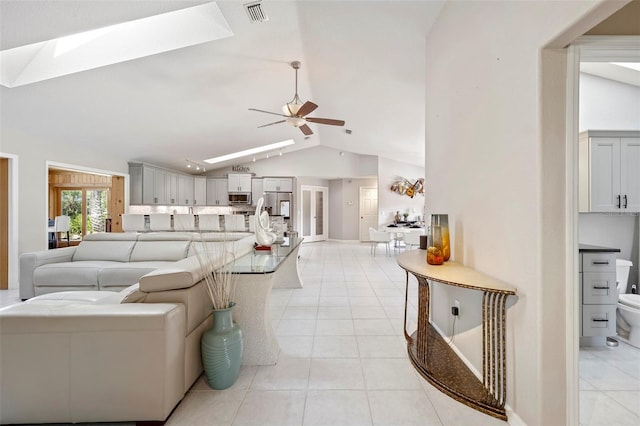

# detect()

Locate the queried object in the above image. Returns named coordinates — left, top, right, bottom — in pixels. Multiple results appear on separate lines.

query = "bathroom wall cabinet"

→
left=579, top=246, right=620, bottom=345
left=579, top=130, right=640, bottom=213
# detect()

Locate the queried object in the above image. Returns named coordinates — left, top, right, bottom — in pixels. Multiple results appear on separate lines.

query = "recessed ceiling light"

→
left=204, top=139, right=295, bottom=164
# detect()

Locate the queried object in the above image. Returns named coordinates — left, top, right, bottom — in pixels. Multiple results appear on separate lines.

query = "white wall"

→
left=329, top=178, right=377, bottom=240
left=206, top=145, right=377, bottom=179
left=579, top=73, right=640, bottom=131
left=0, top=127, right=129, bottom=256
left=424, top=1, right=600, bottom=424
left=376, top=157, right=425, bottom=226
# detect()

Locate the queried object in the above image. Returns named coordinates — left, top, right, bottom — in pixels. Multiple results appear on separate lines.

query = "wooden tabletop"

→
left=397, top=250, right=517, bottom=295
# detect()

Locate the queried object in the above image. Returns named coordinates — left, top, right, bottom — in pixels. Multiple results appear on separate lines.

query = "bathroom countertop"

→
left=579, top=243, right=621, bottom=253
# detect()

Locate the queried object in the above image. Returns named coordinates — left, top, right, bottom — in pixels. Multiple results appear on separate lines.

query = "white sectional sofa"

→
left=19, top=231, right=253, bottom=300
left=2, top=232, right=256, bottom=424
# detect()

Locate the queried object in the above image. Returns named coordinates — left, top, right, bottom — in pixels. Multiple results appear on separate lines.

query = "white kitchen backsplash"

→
left=128, top=205, right=235, bottom=215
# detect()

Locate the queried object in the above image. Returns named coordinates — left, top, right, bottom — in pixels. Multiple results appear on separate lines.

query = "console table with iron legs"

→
left=397, top=250, right=517, bottom=421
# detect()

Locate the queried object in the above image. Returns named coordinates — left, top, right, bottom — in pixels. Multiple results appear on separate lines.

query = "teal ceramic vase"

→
left=201, top=302, right=243, bottom=390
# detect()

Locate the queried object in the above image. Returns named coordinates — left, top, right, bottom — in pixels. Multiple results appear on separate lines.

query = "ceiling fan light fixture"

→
left=286, top=117, right=306, bottom=127
left=283, top=102, right=302, bottom=116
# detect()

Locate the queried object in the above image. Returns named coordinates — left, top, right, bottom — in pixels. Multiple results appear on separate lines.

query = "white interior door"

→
left=359, top=186, right=378, bottom=241
left=301, top=186, right=328, bottom=242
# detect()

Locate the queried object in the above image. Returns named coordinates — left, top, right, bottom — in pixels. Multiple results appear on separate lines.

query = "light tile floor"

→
left=1, top=240, right=638, bottom=425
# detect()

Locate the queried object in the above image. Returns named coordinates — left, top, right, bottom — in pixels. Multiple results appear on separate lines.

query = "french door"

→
left=301, top=185, right=328, bottom=242
left=59, top=188, right=109, bottom=241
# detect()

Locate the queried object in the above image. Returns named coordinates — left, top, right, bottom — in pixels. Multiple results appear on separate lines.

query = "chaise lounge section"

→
left=2, top=233, right=256, bottom=424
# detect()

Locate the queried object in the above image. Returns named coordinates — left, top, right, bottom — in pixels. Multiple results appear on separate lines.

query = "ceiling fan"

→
left=249, top=61, right=345, bottom=136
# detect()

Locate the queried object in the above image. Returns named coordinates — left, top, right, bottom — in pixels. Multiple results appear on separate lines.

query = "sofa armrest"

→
left=19, top=247, right=76, bottom=300
left=0, top=302, right=186, bottom=424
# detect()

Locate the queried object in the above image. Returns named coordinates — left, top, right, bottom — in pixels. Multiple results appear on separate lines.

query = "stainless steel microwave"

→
left=228, top=193, right=251, bottom=204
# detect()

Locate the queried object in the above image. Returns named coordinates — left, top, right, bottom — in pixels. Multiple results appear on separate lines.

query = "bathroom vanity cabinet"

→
left=579, top=244, right=620, bottom=346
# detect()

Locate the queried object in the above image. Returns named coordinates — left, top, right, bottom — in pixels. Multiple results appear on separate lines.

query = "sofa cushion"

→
left=197, top=214, right=221, bottom=231
left=137, top=232, right=195, bottom=241
left=73, top=241, right=136, bottom=262
left=138, top=257, right=204, bottom=293
left=33, top=261, right=117, bottom=287
left=224, top=214, right=247, bottom=232
left=129, top=241, right=191, bottom=262
left=83, top=233, right=139, bottom=241
left=98, top=261, right=175, bottom=288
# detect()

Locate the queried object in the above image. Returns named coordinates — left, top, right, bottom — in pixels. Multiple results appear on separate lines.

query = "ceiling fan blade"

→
left=305, top=117, right=345, bottom=126
left=258, top=120, right=286, bottom=128
left=296, top=101, right=318, bottom=117
left=248, top=108, right=288, bottom=118
left=299, top=124, right=313, bottom=136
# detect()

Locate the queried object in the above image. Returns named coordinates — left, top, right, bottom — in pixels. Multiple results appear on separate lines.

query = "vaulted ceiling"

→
left=0, top=1, right=446, bottom=173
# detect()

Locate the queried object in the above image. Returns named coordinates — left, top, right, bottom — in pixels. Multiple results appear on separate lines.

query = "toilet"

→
left=616, top=259, right=640, bottom=348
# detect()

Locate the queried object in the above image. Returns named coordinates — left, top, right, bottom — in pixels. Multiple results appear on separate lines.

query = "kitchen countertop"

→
left=579, top=243, right=621, bottom=253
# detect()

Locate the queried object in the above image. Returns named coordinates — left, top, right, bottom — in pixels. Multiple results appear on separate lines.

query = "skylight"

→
left=0, top=2, right=233, bottom=88
left=612, top=62, right=640, bottom=72
left=204, top=140, right=296, bottom=164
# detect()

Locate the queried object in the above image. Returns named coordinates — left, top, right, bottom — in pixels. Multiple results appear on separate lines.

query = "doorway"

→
left=301, top=185, right=328, bottom=242
left=566, top=36, right=640, bottom=423
left=359, top=186, right=378, bottom=241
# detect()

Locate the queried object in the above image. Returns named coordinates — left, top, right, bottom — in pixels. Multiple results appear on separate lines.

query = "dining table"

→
left=381, top=224, right=425, bottom=248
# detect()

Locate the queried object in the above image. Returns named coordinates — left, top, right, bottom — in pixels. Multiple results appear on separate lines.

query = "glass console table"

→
left=231, top=237, right=304, bottom=365
left=397, top=250, right=517, bottom=421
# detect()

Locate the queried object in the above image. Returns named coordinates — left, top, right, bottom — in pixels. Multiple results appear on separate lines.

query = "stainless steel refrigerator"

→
left=263, top=192, right=293, bottom=230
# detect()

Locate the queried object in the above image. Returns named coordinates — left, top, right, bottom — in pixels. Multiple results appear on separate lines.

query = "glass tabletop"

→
left=230, top=237, right=304, bottom=274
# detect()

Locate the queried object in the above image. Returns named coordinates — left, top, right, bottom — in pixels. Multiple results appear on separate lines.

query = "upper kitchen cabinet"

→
left=579, top=130, right=640, bottom=213
left=263, top=177, right=293, bottom=193
left=178, top=174, right=194, bottom=206
left=228, top=174, right=252, bottom=193
left=129, top=163, right=194, bottom=206
left=194, top=176, right=207, bottom=206
left=206, top=177, right=228, bottom=206
left=252, top=178, right=264, bottom=205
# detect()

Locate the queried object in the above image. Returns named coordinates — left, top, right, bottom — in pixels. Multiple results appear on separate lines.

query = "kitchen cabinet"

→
left=166, top=173, right=178, bottom=204
left=579, top=246, right=619, bottom=345
left=144, top=166, right=167, bottom=205
left=579, top=130, right=640, bottom=213
left=178, top=174, right=194, bottom=205
left=206, top=177, right=228, bottom=206
left=194, top=176, right=207, bottom=206
left=263, top=177, right=293, bottom=193
left=252, top=178, right=264, bottom=205
left=129, top=162, right=196, bottom=206
left=228, top=174, right=252, bottom=193
left=129, top=164, right=143, bottom=205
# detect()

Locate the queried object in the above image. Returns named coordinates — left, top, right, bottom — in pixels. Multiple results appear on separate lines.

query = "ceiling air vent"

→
left=244, top=1, right=268, bottom=23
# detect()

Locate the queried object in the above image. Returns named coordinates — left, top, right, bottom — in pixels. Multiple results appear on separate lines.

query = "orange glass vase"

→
left=427, top=225, right=444, bottom=265
left=431, top=214, right=450, bottom=261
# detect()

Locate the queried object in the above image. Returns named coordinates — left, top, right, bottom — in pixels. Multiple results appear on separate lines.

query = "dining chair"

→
left=404, top=229, right=424, bottom=250
left=369, top=227, right=391, bottom=257
left=53, top=215, right=71, bottom=248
